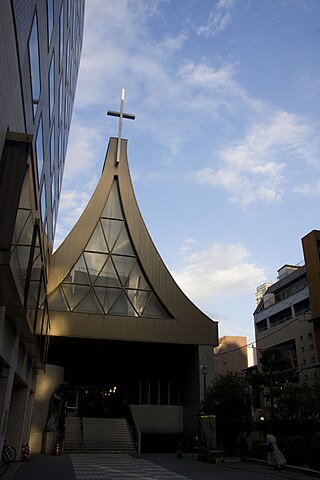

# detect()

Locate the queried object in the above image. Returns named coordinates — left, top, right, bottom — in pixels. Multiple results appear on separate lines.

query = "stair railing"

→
left=127, top=406, right=141, bottom=455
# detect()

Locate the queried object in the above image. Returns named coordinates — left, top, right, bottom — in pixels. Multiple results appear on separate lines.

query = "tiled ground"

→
left=70, top=454, right=189, bottom=480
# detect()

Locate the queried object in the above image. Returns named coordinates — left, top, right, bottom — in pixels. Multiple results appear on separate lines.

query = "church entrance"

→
left=65, top=384, right=125, bottom=417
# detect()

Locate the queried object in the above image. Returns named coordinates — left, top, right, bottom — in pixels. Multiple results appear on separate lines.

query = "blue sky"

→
left=55, top=0, right=320, bottom=344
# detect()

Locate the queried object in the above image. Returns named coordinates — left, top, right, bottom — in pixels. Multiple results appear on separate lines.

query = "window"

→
left=40, top=182, right=47, bottom=223
left=269, top=307, right=292, bottom=328
left=59, top=76, right=63, bottom=124
left=66, top=36, right=70, bottom=86
left=50, top=122, right=55, bottom=171
left=274, top=276, right=308, bottom=303
left=47, top=0, right=54, bottom=47
left=294, top=298, right=310, bottom=316
left=256, top=319, right=268, bottom=332
left=301, top=347, right=305, bottom=353
left=51, top=171, right=55, bottom=211
left=28, top=12, right=41, bottom=115
left=67, top=0, right=71, bottom=21
left=49, top=53, right=55, bottom=121
left=59, top=3, right=64, bottom=68
left=310, top=344, right=314, bottom=351
left=36, top=117, right=44, bottom=179
left=58, top=130, right=63, bottom=166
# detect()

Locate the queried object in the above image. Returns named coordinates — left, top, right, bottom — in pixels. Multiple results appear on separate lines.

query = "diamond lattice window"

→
left=49, top=180, right=171, bottom=318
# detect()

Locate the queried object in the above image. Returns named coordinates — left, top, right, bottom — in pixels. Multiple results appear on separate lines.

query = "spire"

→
left=107, top=88, right=135, bottom=166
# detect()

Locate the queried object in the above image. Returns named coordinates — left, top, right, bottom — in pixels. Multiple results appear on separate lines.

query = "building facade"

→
left=254, top=264, right=317, bottom=387
left=302, top=230, right=320, bottom=363
left=213, top=336, right=248, bottom=378
left=30, top=137, right=218, bottom=454
left=0, top=0, right=84, bottom=456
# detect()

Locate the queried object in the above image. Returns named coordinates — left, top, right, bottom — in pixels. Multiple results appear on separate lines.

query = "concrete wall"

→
left=29, top=364, right=64, bottom=453
left=130, top=405, right=183, bottom=434
left=0, top=307, right=36, bottom=456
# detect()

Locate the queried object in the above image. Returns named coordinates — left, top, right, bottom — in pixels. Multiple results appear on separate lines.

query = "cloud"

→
left=294, top=180, right=320, bottom=196
left=172, top=241, right=265, bottom=302
left=54, top=189, right=92, bottom=250
left=189, top=111, right=319, bottom=206
left=196, top=0, right=235, bottom=37
left=63, top=122, right=103, bottom=183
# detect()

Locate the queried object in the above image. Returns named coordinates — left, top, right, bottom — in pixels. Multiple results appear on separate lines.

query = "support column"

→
left=29, top=364, right=64, bottom=454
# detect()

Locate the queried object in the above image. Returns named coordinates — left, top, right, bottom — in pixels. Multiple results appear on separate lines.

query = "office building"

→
left=254, top=264, right=317, bottom=386
left=0, top=0, right=84, bottom=456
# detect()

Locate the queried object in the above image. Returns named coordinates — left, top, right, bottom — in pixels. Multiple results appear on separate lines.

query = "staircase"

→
left=64, top=416, right=82, bottom=452
left=64, top=417, right=136, bottom=454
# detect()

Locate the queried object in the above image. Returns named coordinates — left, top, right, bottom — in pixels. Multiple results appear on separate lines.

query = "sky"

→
left=55, top=0, right=320, bottom=345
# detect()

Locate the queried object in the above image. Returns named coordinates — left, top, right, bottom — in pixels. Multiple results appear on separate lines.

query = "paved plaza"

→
left=3, top=453, right=320, bottom=480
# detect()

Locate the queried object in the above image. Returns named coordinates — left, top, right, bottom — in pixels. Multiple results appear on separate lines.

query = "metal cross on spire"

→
left=107, top=88, right=135, bottom=165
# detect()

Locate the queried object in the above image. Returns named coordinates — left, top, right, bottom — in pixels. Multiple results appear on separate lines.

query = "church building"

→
left=31, top=111, right=218, bottom=451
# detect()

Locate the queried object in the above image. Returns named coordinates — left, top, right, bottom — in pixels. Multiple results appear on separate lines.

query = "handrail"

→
left=127, top=406, right=141, bottom=455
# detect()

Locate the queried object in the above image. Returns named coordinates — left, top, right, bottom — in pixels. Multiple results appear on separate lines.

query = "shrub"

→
left=280, top=436, right=309, bottom=465
left=310, top=432, right=320, bottom=469
left=250, top=440, right=266, bottom=459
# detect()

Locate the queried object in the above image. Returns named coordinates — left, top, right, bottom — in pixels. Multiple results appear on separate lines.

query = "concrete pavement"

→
left=2, top=453, right=320, bottom=480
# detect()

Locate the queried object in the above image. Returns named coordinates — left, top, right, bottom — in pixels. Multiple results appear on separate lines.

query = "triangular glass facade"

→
left=48, top=180, right=171, bottom=318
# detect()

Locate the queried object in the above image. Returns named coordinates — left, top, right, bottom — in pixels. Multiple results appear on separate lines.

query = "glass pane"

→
left=50, top=123, right=55, bottom=171
left=16, top=210, right=33, bottom=245
left=101, top=218, right=123, bottom=251
left=51, top=171, right=55, bottom=210
left=126, top=289, right=151, bottom=317
left=38, top=276, right=46, bottom=307
left=31, top=247, right=42, bottom=281
left=85, top=222, right=107, bottom=252
left=141, top=378, right=148, bottom=404
left=29, top=13, right=41, bottom=113
left=160, top=380, right=169, bottom=405
left=170, top=382, right=180, bottom=405
left=127, top=263, right=150, bottom=290
left=40, top=183, right=46, bottom=223
left=48, top=286, right=70, bottom=311
left=59, top=78, right=63, bottom=125
left=64, top=255, right=90, bottom=284
left=95, top=257, right=120, bottom=287
left=47, top=0, right=54, bottom=45
left=59, top=3, right=64, bottom=66
left=109, top=291, right=138, bottom=317
left=84, top=252, right=108, bottom=282
left=16, top=245, right=31, bottom=279
left=36, top=118, right=44, bottom=177
left=27, top=280, right=40, bottom=308
left=74, top=289, right=103, bottom=314
left=102, top=181, right=123, bottom=219
left=12, top=208, right=31, bottom=244
left=49, top=53, right=55, bottom=119
left=142, top=294, right=170, bottom=318
left=112, top=256, right=135, bottom=286
left=94, top=287, right=122, bottom=313
left=62, top=283, right=90, bottom=310
left=112, top=226, right=134, bottom=256
left=150, top=380, right=159, bottom=405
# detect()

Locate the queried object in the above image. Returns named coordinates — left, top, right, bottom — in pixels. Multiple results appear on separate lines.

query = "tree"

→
left=204, top=372, right=253, bottom=455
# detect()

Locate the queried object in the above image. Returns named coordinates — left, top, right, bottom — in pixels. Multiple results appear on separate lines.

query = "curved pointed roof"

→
left=48, top=138, right=218, bottom=346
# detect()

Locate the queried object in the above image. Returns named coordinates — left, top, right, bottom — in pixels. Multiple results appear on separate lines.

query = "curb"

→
left=242, top=457, right=320, bottom=478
